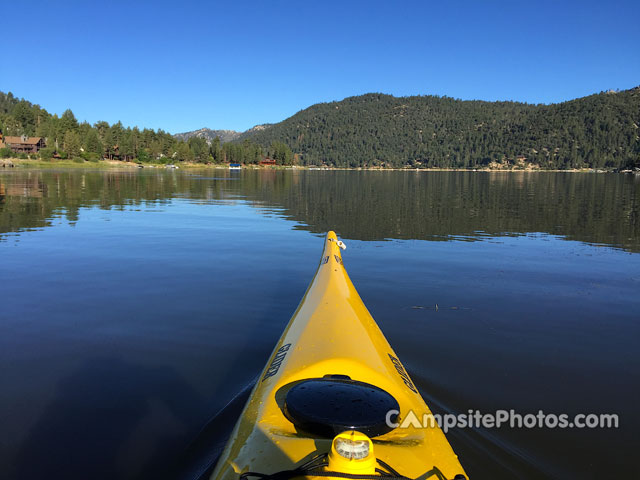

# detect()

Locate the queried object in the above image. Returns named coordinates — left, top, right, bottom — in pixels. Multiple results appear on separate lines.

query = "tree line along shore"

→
left=1, top=86, right=638, bottom=170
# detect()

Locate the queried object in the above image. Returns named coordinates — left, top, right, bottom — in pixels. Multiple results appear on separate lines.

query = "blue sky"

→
left=2, top=0, right=638, bottom=133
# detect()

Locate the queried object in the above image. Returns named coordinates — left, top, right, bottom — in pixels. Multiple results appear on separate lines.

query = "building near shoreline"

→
left=2, top=135, right=46, bottom=153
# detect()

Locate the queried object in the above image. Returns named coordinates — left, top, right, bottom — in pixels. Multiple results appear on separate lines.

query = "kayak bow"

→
left=210, top=232, right=467, bottom=480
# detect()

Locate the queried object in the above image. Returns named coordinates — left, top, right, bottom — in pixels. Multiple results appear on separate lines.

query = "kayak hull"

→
left=210, top=232, right=467, bottom=479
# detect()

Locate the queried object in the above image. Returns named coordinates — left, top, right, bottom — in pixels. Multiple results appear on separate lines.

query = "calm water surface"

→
left=1, top=169, right=639, bottom=479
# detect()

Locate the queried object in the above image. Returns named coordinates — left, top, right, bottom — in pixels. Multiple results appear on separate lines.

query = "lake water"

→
left=1, top=168, right=639, bottom=479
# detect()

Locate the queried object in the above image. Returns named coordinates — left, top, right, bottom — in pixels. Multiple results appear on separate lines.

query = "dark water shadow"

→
left=170, top=377, right=256, bottom=480
left=418, top=390, right=550, bottom=479
left=12, top=357, right=208, bottom=480
left=170, top=266, right=311, bottom=480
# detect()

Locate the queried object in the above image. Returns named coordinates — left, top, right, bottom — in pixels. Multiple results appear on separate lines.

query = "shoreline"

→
left=0, top=158, right=633, bottom=174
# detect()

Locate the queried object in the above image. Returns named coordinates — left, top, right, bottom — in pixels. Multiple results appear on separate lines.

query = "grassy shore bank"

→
left=0, top=157, right=624, bottom=173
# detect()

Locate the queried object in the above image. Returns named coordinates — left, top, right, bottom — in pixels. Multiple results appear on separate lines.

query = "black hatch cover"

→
left=284, top=378, right=400, bottom=438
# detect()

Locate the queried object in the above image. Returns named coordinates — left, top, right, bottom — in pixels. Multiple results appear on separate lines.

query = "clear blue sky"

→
left=2, top=0, right=638, bottom=133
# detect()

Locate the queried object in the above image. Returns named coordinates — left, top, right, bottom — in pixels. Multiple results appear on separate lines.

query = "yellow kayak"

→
left=210, top=232, right=468, bottom=480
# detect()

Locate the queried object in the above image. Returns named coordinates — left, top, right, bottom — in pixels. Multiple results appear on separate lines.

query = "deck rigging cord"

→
left=238, top=453, right=464, bottom=480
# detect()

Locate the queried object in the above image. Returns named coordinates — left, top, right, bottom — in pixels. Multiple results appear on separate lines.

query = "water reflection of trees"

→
left=1, top=169, right=638, bottom=252
left=243, top=171, right=640, bottom=251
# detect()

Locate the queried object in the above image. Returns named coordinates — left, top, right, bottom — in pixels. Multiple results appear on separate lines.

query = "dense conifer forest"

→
left=1, top=87, right=639, bottom=169
left=0, top=92, right=292, bottom=165
left=239, top=88, right=640, bottom=169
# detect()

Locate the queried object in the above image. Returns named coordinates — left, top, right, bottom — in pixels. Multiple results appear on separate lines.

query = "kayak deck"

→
left=210, top=232, right=467, bottom=480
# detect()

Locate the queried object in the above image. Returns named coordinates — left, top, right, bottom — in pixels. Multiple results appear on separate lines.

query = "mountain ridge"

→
left=173, top=128, right=241, bottom=144
left=234, top=87, right=640, bottom=168
left=174, top=124, right=272, bottom=144
left=2, top=87, right=638, bottom=169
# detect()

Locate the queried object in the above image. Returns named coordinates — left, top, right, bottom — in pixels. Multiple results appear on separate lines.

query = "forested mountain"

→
left=174, top=128, right=241, bottom=144
left=2, top=88, right=639, bottom=169
left=238, top=88, right=640, bottom=169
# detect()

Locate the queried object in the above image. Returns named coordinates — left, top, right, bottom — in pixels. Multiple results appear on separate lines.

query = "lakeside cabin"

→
left=1, top=135, right=46, bottom=154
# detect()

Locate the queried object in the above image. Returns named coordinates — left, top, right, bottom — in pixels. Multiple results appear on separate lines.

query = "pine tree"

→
left=85, top=129, right=103, bottom=154
left=63, top=130, right=82, bottom=158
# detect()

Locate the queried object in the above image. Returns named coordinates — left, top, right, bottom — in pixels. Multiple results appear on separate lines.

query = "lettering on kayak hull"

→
left=388, top=354, right=418, bottom=393
left=262, top=343, right=292, bottom=381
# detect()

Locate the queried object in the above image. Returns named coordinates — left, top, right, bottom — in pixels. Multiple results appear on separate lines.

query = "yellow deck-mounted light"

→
left=328, top=431, right=376, bottom=475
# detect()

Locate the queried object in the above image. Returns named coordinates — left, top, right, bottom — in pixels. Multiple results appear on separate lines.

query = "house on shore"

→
left=104, top=144, right=121, bottom=160
left=2, top=135, right=46, bottom=154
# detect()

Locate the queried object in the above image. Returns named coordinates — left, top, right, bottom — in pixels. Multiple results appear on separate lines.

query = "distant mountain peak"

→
left=174, top=125, right=272, bottom=144
left=173, top=128, right=241, bottom=144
